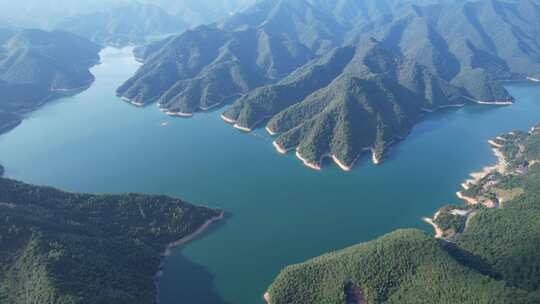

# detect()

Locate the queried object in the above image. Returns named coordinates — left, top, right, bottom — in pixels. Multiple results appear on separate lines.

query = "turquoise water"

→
left=0, top=48, right=539, bottom=304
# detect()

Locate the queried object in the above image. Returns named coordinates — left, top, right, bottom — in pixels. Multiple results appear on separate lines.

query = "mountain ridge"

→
left=118, top=0, right=539, bottom=170
left=0, top=29, right=101, bottom=135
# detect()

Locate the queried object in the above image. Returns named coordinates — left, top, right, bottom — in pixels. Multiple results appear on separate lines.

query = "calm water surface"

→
left=1, top=48, right=539, bottom=304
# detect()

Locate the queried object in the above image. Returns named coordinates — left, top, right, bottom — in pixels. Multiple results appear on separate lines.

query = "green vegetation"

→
left=118, top=0, right=539, bottom=169
left=0, top=29, right=100, bottom=136
left=0, top=178, right=222, bottom=304
left=267, top=230, right=537, bottom=304
left=266, top=126, right=540, bottom=303
left=433, top=205, right=474, bottom=238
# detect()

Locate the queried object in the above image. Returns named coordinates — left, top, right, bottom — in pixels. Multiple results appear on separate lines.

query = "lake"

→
left=0, top=47, right=539, bottom=304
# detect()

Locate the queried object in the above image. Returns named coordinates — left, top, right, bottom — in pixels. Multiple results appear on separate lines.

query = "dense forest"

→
left=0, top=178, right=222, bottom=304
left=265, top=125, right=540, bottom=303
left=118, top=0, right=540, bottom=170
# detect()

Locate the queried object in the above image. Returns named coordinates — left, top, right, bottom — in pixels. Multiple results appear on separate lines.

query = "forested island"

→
left=0, top=28, right=100, bottom=136
left=0, top=178, right=223, bottom=303
left=264, top=125, right=540, bottom=303
left=117, top=0, right=540, bottom=170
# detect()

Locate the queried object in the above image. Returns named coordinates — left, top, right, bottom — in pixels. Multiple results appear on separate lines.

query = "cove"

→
left=0, top=47, right=539, bottom=304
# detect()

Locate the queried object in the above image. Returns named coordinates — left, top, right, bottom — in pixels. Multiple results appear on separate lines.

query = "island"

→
left=0, top=177, right=223, bottom=303
left=264, top=124, right=540, bottom=303
left=116, top=0, right=540, bottom=171
left=0, top=28, right=101, bottom=136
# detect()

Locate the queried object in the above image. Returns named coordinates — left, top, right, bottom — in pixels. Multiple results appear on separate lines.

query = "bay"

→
left=0, top=47, right=539, bottom=303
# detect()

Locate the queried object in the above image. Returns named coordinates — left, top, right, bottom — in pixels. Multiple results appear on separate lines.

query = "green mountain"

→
left=116, top=24, right=313, bottom=111
left=118, top=0, right=540, bottom=170
left=264, top=125, right=540, bottom=304
left=55, top=3, right=186, bottom=47
left=0, top=178, right=223, bottom=304
left=0, top=29, right=100, bottom=135
left=226, top=40, right=469, bottom=167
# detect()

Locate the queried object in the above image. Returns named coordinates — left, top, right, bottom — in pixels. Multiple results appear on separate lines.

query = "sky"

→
left=0, top=0, right=255, bottom=29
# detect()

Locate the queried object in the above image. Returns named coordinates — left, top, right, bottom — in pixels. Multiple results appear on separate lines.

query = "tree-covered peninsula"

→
left=0, top=28, right=101, bottom=135
left=117, top=0, right=539, bottom=170
left=264, top=125, right=540, bottom=303
left=0, top=178, right=223, bottom=304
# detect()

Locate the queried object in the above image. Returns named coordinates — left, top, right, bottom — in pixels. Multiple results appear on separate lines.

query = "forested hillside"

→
left=55, top=3, right=186, bottom=47
left=0, top=178, right=222, bottom=304
left=265, top=125, right=540, bottom=303
left=118, top=0, right=540, bottom=170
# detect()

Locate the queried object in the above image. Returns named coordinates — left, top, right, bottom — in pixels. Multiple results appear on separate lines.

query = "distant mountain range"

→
left=0, top=29, right=100, bottom=134
left=54, top=3, right=186, bottom=47
left=0, top=0, right=255, bottom=47
left=118, top=0, right=540, bottom=170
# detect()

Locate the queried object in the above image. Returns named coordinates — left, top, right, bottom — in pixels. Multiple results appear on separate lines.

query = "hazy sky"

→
left=0, top=0, right=255, bottom=28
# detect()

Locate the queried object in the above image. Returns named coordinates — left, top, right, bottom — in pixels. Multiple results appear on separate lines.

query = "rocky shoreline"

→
left=425, top=126, right=540, bottom=239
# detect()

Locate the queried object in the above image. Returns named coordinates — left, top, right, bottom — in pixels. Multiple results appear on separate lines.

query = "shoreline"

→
left=272, top=141, right=289, bottom=154
left=295, top=150, right=322, bottom=171
left=166, top=111, right=193, bottom=118
left=332, top=155, right=352, bottom=171
left=154, top=211, right=224, bottom=303
left=264, top=292, right=271, bottom=304
left=474, top=100, right=514, bottom=105
left=462, top=96, right=514, bottom=105
left=233, top=124, right=252, bottom=132
left=372, top=149, right=382, bottom=165
left=456, top=191, right=479, bottom=205
left=273, top=143, right=379, bottom=171
left=50, top=79, right=94, bottom=93
left=457, top=140, right=508, bottom=205
left=121, top=96, right=145, bottom=107
left=161, top=211, right=224, bottom=257
left=428, top=134, right=514, bottom=237
left=200, top=102, right=222, bottom=111
left=266, top=126, right=278, bottom=135
left=422, top=211, right=443, bottom=238
left=221, top=114, right=237, bottom=124
left=421, top=103, right=466, bottom=113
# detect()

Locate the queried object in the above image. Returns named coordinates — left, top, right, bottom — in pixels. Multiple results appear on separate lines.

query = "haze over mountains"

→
left=54, top=3, right=187, bottom=47
left=0, top=178, right=222, bottom=303
left=0, top=29, right=100, bottom=134
left=118, top=0, right=540, bottom=170
left=0, top=0, right=255, bottom=46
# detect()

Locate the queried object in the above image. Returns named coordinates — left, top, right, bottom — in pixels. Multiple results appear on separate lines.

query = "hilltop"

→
left=0, top=178, right=223, bottom=304
left=118, top=0, right=540, bottom=170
